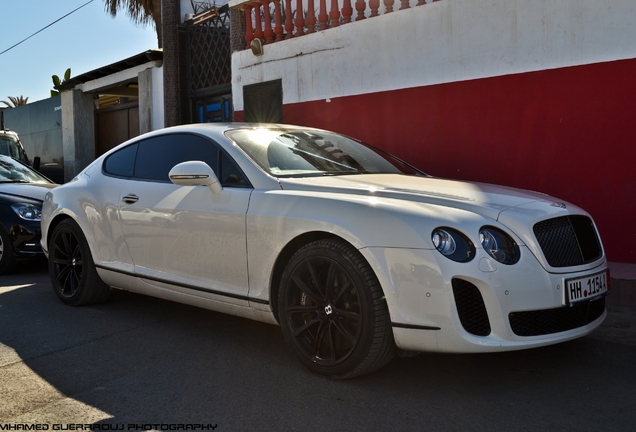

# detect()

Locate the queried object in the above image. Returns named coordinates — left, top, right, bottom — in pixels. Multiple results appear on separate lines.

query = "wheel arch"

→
left=45, top=213, right=76, bottom=252
left=269, top=231, right=362, bottom=324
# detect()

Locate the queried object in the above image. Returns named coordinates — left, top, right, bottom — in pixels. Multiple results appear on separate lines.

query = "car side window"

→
left=103, top=143, right=138, bottom=178
left=220, top=152, right=249, bottom=187
left=134, top=134, right=219, bottom=182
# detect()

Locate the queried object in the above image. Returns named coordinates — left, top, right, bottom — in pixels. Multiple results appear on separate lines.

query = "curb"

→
left=607, top=262, right=636, bottom=308
left=608, top=277, right=636, bottom=308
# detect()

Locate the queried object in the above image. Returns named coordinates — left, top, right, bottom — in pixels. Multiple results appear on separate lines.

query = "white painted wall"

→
left=232, top=0, right=636, bottom=110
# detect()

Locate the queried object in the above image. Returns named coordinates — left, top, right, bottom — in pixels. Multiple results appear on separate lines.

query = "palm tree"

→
left=103, top=0, right=162, bottom=48
left=1, top=96, right=29, bottom=108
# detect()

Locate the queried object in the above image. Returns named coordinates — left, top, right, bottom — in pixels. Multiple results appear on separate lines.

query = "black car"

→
left=0, top=155, right=57, bottom=274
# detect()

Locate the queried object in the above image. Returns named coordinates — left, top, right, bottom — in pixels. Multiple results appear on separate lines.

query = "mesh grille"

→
left=533, top=216, right=601, bottom=267
left=452, top=279, right=491, bottom=336
left=509, top=297, right=605, bottom=337
left=243, top=80, right=283, bottom=123
left=186, top=7, right=232, bottom=93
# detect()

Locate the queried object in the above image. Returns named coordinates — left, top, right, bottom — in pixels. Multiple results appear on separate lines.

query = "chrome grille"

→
left=533, top=216, right=601, bottom=267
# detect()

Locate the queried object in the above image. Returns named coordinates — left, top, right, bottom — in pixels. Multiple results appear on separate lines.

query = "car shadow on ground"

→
left=1, top=261, right=635, bottom=430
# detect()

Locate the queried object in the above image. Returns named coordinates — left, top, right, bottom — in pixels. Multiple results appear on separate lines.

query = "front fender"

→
left=244, top=189, right=496, bottom=302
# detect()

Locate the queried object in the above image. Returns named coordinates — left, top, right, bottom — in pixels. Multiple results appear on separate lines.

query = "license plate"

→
left=564, top=270, right=609, bottom=306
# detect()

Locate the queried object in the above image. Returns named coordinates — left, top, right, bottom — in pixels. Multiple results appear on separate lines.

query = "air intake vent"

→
left=509, top=297, right=605, bottom=337
left=533, top=216, right=601, bottom=267
left=452, top=279, right=491, bottom=336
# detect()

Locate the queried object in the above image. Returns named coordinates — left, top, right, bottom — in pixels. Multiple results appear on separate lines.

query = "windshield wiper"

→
left=321, top=172, right=363, bottom=176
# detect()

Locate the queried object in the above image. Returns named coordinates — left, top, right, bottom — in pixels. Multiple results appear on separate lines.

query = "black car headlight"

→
left=479, top=226, right=520, bottom=265
left=431, top=227, right=475, bottom=263
left=11, top=203, right=42, bottom=221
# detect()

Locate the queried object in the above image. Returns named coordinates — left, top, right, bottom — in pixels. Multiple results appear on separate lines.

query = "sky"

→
left=0, top=0, right=159, bottom=104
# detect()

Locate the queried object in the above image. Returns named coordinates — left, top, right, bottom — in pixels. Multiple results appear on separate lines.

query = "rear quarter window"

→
left=103, top=144, right=138, bottom=178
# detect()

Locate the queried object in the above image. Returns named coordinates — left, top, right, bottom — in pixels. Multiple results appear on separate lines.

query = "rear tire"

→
left=278, top=239, right=395, bottom=378
left=48, top=219, right=111, bottom=306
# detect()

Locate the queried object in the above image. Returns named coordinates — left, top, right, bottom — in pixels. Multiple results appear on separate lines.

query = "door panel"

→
left=118, top=181, right=251, bottom=301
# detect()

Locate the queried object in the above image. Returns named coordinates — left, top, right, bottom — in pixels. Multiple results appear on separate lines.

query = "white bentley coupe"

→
left=41, top=124, right=609, bottom=378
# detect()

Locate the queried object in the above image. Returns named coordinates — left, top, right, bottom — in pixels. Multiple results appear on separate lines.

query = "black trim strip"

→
left=391, top=323, right=441, bottom=331
left=95, top=264, right=269, bottom=305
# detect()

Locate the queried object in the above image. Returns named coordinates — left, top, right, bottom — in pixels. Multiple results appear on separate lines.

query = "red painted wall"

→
left=235, top=59, right=636, bottom=263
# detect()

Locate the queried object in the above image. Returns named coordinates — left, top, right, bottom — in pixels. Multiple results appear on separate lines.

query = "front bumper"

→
left=3, top=218, right=44, bottom=259
left=362, top=246, right=607, bottom=353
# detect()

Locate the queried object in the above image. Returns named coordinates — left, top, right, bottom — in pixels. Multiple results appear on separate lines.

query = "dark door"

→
left=95, top=102, right=139, bottom=157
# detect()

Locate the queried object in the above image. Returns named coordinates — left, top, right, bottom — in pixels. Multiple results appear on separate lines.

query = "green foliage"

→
left=51, top=68, right=71, bottom=97
left=1, top=96, right=29, bottom=108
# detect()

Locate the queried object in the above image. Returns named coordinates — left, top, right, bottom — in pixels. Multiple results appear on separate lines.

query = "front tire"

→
left=48, top=219, right=111, bottom=306
left=278, top=239, right=395, bottom=378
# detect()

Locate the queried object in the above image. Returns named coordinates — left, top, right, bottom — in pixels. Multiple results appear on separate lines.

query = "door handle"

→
left=121, top=194, right=139, bottom=204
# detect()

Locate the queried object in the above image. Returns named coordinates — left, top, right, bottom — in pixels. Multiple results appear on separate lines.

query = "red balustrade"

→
left=252, top=1, right=264, bottom=41
left=329, top=0, right=341, bottom=27
left=306, top=0, right=317, bottom=33
left=285, top=0, right=294, bottom=38
left=240, top=0, right=438, bottom=50
left=294, top=0, right=305, bottom=36
left=369, top=0, right=379, bottom=16
left=274, top=0, right=284, bottom=41
left=261, top=0, right=274, bottom=43
left=355, top=0, right=366, bottom=21
left=342, top=0, right=353, bottom=23
left=319, top=0, right=329, bottom=30
left=243, top=4, right=254, bottom=48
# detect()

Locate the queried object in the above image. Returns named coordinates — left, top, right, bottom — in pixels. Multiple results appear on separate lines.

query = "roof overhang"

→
left=57, top=49, right=163, bottom=93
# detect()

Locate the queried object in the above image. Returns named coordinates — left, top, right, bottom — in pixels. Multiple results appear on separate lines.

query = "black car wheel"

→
left=278, top=239, right=394, bottom=378
left=0, top=225, right=16, bottom=275
left=48, top=219, right=111, bottom=306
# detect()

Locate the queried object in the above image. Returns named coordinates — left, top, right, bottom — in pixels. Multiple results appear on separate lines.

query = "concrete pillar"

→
left=139, top=68, right=153, bottom=134
left=163, top=0, right=181, bottom=127
left=139, top=67, right=166, bottom=133
left=61, top=90, right=95, bottom=181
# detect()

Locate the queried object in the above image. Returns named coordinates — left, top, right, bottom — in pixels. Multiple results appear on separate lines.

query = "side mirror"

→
left=33, top=156, right=41, bottom=171
left=169, top=161, right=222, bottom=194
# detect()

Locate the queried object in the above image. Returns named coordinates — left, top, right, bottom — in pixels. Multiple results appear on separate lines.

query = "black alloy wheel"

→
left=278, top=239, right=394, bottom=378
left=49, top=219, right=111, bottom=306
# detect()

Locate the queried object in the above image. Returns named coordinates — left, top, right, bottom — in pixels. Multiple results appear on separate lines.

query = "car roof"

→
left=0, top=129, right=20, bottom=138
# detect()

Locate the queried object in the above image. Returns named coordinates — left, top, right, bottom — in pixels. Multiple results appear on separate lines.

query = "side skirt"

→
left=96, top=266, right=278, bottom=326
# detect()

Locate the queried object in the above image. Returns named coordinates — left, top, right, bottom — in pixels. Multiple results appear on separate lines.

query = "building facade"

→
left=228, top=0, right=636, bottom=263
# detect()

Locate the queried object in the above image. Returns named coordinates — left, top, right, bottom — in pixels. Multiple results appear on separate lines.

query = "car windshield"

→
left=226, top=128, right=422, bottom=177
left=0, top=135, right=23, bottom=160
left=0, top=156, right=50, bottom=184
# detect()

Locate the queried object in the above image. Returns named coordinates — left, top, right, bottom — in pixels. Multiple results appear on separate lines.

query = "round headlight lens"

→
left=432, top=229, right=456, bottom=255
left=431, top=227, right=475, bottom=263
left=479, top=226, right=520, bottom=265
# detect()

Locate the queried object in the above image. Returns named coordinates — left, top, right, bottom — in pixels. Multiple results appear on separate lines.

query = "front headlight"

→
left=479, top=226, right=520, bottom=265
left=11, top=203, right=42, bottom=221
left=432, top=227, right=475, bottom=263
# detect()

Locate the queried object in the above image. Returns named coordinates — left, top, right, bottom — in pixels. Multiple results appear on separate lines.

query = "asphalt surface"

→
left=1, top=259, right=636, bottom=431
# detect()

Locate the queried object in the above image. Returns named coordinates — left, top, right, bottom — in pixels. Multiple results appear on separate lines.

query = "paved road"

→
left=1, top=260, right=635, bottom=431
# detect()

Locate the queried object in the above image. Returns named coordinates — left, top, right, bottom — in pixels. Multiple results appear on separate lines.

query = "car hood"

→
left=278, top=174, right=556, bottom=220
left=0, top=183, right=57, bottom=203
